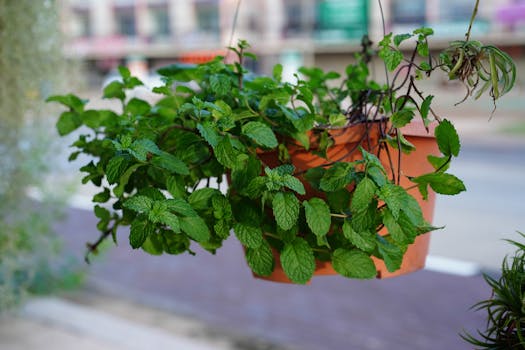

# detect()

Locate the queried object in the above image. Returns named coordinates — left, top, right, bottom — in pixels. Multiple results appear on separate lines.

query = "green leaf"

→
left=180, top=216, right=211, bottom=242
left=215, top=136, right=244, bottom=169
left=129, top=139, right=161, bottom=162
left=391, top=109, right=414, bottom=128
left=241, top=121, right=278, bottom=148
left=427, top=155, right=450, bottom=172
left=272, top=192, right=300, bottom=231
left=233, top=222, right=263, bottom=248
left=281, top=175, right=305, bottom=195
left=303, top=198, right=331, bottom=237
left=376, top=235, right=405, bottom=272
left=379, top=47, right=404, bottom=71
left=189, top=188, right=222, bottom=211
left=394, top=33, right=412, bottom=46
left=82, top=110, right=102, bottom=129
left=320, top=162, right=354, bottom=192
left=197, top=122, right=220, bottom=148
left=118, top=65, right=131, bottom=79
left=382, top=208, right=416, bottom=245
left=210, top=75, right=231, bottom=96
left=378, top=184, right=407, bottom=219
left=56, top=111, right=82, bottom=136
left=435, top=119, right=460, bottom=157
left=93, top=188, right=111, bottom=203
left=332, top=249, right=376, bottom=279
left=125, top=98, right=151, bottom=116
left=420, top=95, right=433, bottom=121
left=141, top=233, right=164, bottom=255
left=351, top=178, right=377, bottom=214
left=47, top=94, right=87, bottom=113
left=124, top=195, right=153, bottom=213
left=151, top=152, right=189, bottom=175
left=162, top=230, right=191, bottom=255
left=343, top=221, right=376, bottom=252
left=212, top=195, right=233, bottom=221
left=272, top=64, right=283, bottom=81
left=351, top=199, right=379, bottom=233
left=280, top=238, right=315, bottom=284
left=412, top=173, right=466, bottom=195
left=164, top=198, right=197, bottom=217
left=130, top=218, right=155, bottom=249
left=152, top=210, right=181, bottom=233
left=103, top=81, right=125, bottom=100
left=245, top=240, right=275, bottom=276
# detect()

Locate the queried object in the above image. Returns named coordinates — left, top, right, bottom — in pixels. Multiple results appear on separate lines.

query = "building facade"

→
left=60, top=0, right=525, bottom=76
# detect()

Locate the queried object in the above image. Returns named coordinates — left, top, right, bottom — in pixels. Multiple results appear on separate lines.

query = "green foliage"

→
left=49, top=28, right=514, bottom=284
left=462, top=233, right=525, bottom=349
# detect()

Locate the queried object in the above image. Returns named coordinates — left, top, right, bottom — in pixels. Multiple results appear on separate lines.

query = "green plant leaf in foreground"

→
left=435, top=119, right=460, bottom=157
left=303, top=198, right=331, bottom=237
left=280, top=238, right=316, bottom=284
left=273, top=192, right=300, bottom=231
left=332, top=249, right=376, bottom=279
left=245, top=240, right=275, bottom=277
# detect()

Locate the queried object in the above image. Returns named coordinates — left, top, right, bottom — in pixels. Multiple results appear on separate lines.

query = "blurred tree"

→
left=0, top=0, right=82, bottom=310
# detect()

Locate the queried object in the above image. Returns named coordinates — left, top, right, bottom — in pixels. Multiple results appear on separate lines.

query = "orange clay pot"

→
left=253, top=120, right=439, bottom=283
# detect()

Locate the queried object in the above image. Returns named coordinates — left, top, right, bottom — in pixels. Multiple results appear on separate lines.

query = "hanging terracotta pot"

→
left=253, top=120, right=439, bottom=283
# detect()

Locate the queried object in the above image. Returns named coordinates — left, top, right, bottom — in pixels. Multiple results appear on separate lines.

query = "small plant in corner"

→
left=48, top=3, right=515, bottom=284
left=461, top=232, right=525, bottom=349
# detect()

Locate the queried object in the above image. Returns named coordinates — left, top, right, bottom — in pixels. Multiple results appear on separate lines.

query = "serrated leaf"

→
left=129, top=139, right=161, bottom=162
left=352, top=199, right=379, bottom=233
left=412, top=173, right=466, bottom=195
left=180, top=216, right=211, bottom=242
left=164, top=198, right=197, bottom=217
left=281, top=175, right=305, bottom=195
left=152, top=210, right=181, bottom=233
left=215, top=136, right=240, bottom=169
left=379, top=47, right=404, bottom=71
left=280, top=238, right=315, bottom=284
left=82, top=110, right=102, bottom=129
left=272, top=192, right=300, bottom=231
left=378, top=184, right=407, bottom=219
left=320, top=162, right=354, bottom=192
left=435, top=119, right=460, bottom=157
left=214, top=220, right=231, bottom=239
left=130, top=218, right=155, bottom=249
left=382, top=208, right=414, bottom=245
left=210, top=75, right=231, bottom=96
left=332, top=249, right=376, bottom=279
left=351, top=177, right=377, bottom=214
left=376, top=235, right=406, bottom=272
left=56, top=111, right=82, bottom=136
left=303, top=198, right=331, bottom=237
left=188, top=188, right=222, bottom=211
left=152, top=152, right=189, bottom=175
left=234, top=222, right=263, bottom=248
left=245, top=240, right=275, bottom=276
left=343, top=221, right=376, bottom=252
left=242, top=121, right=278, bottom=148
left=124, top=195, right=153, bottom=213
left=197, top=122, right=220, bottom=147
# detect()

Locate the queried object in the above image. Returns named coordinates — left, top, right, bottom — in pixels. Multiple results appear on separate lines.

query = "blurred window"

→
left=150, top=4, right=170, bottom=39
left=439, top=0, right=473, bottom=22
left=315, top=0, right=369, bottom=41
left=391, top=0, right=426, bottom=25
left=115, top=6, right=136, bottom=37
left=284, top=0, right=307, bottom=37
left=195, top=0, right=219, bottom=33
left=72, top=7, right=91, bottom=37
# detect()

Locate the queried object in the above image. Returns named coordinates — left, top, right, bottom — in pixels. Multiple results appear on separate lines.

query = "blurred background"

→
left=1, top=0, right=524, bottom=349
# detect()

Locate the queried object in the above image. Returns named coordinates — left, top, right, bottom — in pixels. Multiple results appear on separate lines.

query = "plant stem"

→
left=330, top=213, right=348, bottom=218
left=465, top=0, right=480, bottom=41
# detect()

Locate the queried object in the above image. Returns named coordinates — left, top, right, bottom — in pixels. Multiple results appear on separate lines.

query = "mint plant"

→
left=50, top=27, right=515, bottom=283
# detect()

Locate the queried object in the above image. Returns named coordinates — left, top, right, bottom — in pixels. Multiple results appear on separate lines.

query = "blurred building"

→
left=59, top=0, right=525, bottom=78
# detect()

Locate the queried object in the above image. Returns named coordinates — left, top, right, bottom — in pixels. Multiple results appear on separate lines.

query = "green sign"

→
left=317, top=0, right=368, bottom=40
